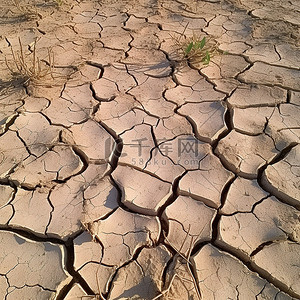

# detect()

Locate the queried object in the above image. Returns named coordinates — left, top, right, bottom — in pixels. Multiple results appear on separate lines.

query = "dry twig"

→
left=5, top=37, right=54, bottom=85
left=152, top=225, right=203, bottom=300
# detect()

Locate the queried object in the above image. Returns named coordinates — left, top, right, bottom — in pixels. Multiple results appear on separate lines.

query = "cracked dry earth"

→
left=0, top=0, right=299, bottom=299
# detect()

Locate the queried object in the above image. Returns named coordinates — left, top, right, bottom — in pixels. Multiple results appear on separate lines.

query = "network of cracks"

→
left=0, top=0, right=299, bottom=299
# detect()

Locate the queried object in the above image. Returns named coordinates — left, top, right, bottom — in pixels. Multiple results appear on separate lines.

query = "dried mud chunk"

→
left=89, top=47, right=125, bottom=65
left=252, top=241, right=300, bottom=297
left=212, top=78, right=240, bottom=94
left=0, top=88, right=25, bottom=130
left=221, top=177, right=268, bottom=214
left=124, top=48, right=171, bottom=77
left=112, top=165, right=172, bottom=215
left=158, top=135, right=211, bottom=170
left=105, top=65, right=136, bottom=94
left=290, top=91, right=300, bottom=106
left=0, top=113, right=17, bottom=135
left=10, top=145, right=83, bottom=188
left=91, top=78, right=121, bottom=101
left=74, top=22, right=100, bottom=38
left=23, top=96, right=49, bottom=112
left=46, top=178, right=85, bottom=239
left=216, top=130, right=279, bottom=178
left=73, top=232, right=115, bottom=295
left=218, top=196, right=300, bottom=258
left=0, top=185, right=14, bottom=207
left=178, top=153, right=234, bottom=208
left=143, top=151, right=185, bottom=183
left=201, top=15, right=227, bottom=37
left=0, top=204, right=13, bottom=225
left=142, top=96, right=176, bottom=118
left=87, top=207, right=160, bottom=266
left=194, top=244, right=293, bottom=299
left=6, top=286, right=52, bottom=300
left=174, top=65, right=226, bottom=99
left=232, top=106, right=274, bottom=135
left=252, top=6, right=299, bottom=27
left=199, top=54, right=249, bottom=78
left=0, top=186, right=15, bottom=224
left=108, top=246, right=171, bottom=299
left=94, top=94, right=157, bottom=135
left=238, top=62, right=300, bottom=90
left=43, top=84, right=95, bottom=126
left=52, top=43, right=83, bottom=66
left=47, top=165, right=108, bottom=239
left=178, top=101, right=227, bottom=143
left=100, top=108, right=157, bottom=136
left=262, top=144, right=300, bottom=208
left=0, top=231, right=70, bottom=299
left=153, top=114, right=193, bottom=141
left=219, top=41, right=250, bottom=54
left=79, top=262, right=115, bottom=297
left=100, top=12, right=128, bottom=27
left=69, top=63, right=102, bottom=84
left=10, top=112, right=61, bottom=156
left=0, top=131, right=29, bottom=177
left=129, top=24, right=160, bottom=50
left=245, top=43, right=281, bottom=65
left=64, top=283, right=88, bottom=300
left=82, top=176, right=119, bottom=224
left=228, top=85, right=286, bottom=108
left=125, top=14, right=149, bottom=31
left=92, top=63, right=137, bottom=100
left=119, top=124, right=155, bottom=168
left=163, top=195, right=216, bottom=256
left=95, top=93, right=139, bottom=122
left=275, top=44, right=300, bottom=68
left=160, top=255, right=200, bottom=300
left=165, top=85, right=224, bottom=106
left=62, top=119, right=115, bottom=162
left=9, top=188, right=52, bottom=235
left=129, top=76, right=174, bottom=103
left=265, top=105, right=300, bottom=151
left=73, top=232, right=102, bottom=270
left=174, top=66, right=206, bottom=88
left=100, top=26, right=132, bottom=51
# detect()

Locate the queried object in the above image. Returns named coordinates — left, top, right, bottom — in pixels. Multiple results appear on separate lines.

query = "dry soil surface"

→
left=0, top=0, right=299, bottom=299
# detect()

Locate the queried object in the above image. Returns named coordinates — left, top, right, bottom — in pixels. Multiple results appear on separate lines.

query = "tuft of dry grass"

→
left=11, top=0, right=40, bottom=20
left=5, top=37, right=54, bottom=86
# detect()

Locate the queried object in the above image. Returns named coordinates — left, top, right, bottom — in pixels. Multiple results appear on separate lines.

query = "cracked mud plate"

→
left=0, top=0, right=299, bottom=299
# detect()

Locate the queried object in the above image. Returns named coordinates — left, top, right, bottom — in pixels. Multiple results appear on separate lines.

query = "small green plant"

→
left=183, top=36, right=211, bottom=65
left=172, top=22, right=218, bottom=67
left=5, top=37, right=54, bottom=86
left=54, top=0, right=63, bottom=6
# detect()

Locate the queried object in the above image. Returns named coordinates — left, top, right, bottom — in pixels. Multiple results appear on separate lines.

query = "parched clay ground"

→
left=0, top=0, right=299, bottom=299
